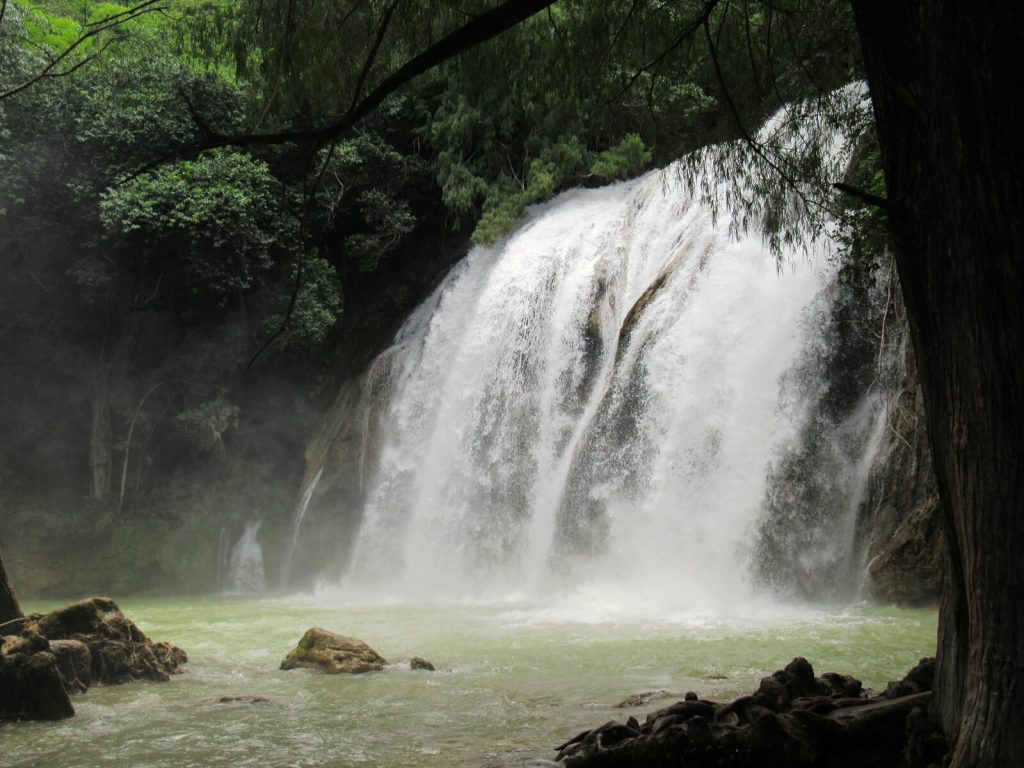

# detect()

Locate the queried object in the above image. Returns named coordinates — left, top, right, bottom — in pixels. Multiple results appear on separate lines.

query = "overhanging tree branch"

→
left=832, top=181, right=891, bottom=211
left=607, top=0, right=720, bottom=105
left=0, top=0, right=164, bottom=102
left=175, top=0, right=558, bottom=154
left=701, top=14, right=832, bottom=220
left=349, top=0, right=402, bottom=113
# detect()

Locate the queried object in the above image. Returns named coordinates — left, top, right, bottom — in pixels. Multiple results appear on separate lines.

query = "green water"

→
left=1, top=596, right=936, bottom=768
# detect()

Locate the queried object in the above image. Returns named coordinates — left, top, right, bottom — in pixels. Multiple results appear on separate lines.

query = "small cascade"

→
left=279, top=467, right=323, bottom=588
left=226, top=519, right=267, bottom=593
left=215, top=525, right=230, bottom=590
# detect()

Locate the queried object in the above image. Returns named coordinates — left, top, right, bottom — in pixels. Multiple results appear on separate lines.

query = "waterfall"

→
left=334, top=159, right=873, bottom=609
left=226, top=519, right=267, bottom=593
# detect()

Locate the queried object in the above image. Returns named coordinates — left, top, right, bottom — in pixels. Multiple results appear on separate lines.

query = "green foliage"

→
left=590, top=134, right=653, bottom=181
left=307, top=116, right=426, bottom=272
left=472, top=179, right=529, bottom=246
left=231, top=0, right=489, bottom=126
left=263, top=255, right=343, bottom=349
left=290, top=256, right=343, bottom=346
left=18, top=2, right=136, bottom=56
left=100, top=149, right=294, bottom=296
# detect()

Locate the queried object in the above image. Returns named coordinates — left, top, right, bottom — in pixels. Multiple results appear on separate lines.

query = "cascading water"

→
left=280, top=466, right=323, bottom=588
left=337, top=162, right=872, bottom=610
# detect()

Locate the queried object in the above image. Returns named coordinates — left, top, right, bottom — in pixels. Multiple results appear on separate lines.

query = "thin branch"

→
left=781, top=8, right=824, bottom=96
left=546, top=4, right=572, bottom=76
left=592, top=0, right=641, bottom=75
left=246, top=138, right=340, bottom=369
left=45, top=37, right=116, bottom=78
left=702, top=16, right=830, bottom=219
left=180, top=88, right=217, bottom=140
left=0, top=0, right=163, bottom=101
left=741, top=0, right=761, bottom=88
left=85, top=1, right=160, bottom=28
left=118, top=382, right=163, bottom=515
left=607, top=0, right=720, bottom=105
left=167, top=0, right=558, bottom=159
left=763, top=7, right=789, bottom=107
left=876, top=255, right=894, bottom=375
left=246, top=260, right=304, bottom=370
left=349, top=0, right=401, bottom=113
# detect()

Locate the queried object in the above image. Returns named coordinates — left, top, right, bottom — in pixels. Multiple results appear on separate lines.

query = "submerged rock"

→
left=280, top=628, right=387, bottom=674
left=211, top=695, right=272, bottom=706
left=615, top=690, right=676, bottom=708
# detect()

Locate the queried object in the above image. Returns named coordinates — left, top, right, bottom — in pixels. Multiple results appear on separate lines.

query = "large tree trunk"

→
left=852, top=2, right=1024, bottom=764
left=0, top=545, right=23, bottom=624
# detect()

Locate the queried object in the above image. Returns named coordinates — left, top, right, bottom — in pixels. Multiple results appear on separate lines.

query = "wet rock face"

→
left=280, top=628, right=387, bottom=674
left=554, top=657, right=939, bottom=768
left=866, top=495, right=943, bottom=604
left=860, top=328, right=943, bottom=606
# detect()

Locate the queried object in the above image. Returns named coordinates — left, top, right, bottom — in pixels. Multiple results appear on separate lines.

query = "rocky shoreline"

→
left=549, top=657, right=946, bottom=768
left=0, top=597, right=187, bottom=721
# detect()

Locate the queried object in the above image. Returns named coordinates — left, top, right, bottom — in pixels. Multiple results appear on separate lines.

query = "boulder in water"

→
left=280, top=628, right=387, bottom=674
left=0, top=596, right=186, bottom=722
left=26, top=596, right=187, bottom=684
left=409, top=656, right=435, bottom=671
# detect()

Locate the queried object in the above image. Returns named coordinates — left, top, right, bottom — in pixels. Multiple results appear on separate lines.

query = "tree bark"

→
left=0, top=544, right=23, bottom=624
left=852, top=2, right=1024, bottom=764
